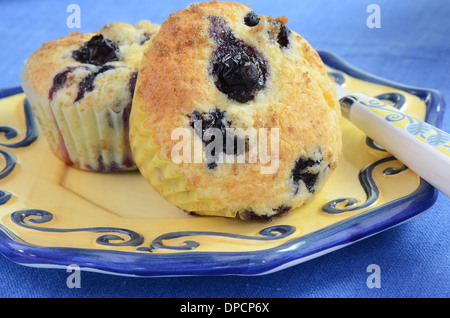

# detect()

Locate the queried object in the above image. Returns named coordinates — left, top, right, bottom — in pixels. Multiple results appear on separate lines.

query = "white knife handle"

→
left=340, top=93, right=450, bottom=197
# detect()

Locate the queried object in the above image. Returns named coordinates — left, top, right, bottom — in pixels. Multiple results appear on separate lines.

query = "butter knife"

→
left=334, top=82, right=450, bottom=197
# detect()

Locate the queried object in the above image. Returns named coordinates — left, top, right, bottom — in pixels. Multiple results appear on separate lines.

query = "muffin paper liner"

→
left=130, top=77, right=242, bottom=219
left=20, top=74, right=136, bottom=172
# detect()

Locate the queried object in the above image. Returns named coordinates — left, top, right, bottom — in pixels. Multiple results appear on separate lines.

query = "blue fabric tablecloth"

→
left=0, top=0, right=448, bottom=298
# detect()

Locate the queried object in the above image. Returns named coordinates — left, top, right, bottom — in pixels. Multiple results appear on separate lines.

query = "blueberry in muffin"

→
left=21, top=21, right=160, bottom=171
left=130, top=1, right=342, bottom=219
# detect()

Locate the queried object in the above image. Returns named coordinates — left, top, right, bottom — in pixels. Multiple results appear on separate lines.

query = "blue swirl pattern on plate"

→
left=0, top=96, right=38, bottom=206
left=0, top=97, right=39, bottom=149
left=11, top=209, right=145, bottom=247
left=0, top=51, right=444, bottom=277
left=321, top=76, right=409, bottom=214
left=137, top=225, right=296, bottom=253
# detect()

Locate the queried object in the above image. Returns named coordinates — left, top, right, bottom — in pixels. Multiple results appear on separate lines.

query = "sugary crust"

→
left=22, top=21, right=160, bottom=112
left=23, top=31, right=91, bottom=101
left=131, top=1, right=342, bottom=218
left=21, top=21, right=160, bottom=171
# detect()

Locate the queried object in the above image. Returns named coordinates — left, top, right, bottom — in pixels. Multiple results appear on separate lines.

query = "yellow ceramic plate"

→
left=0, top=51, right=442, bottom=276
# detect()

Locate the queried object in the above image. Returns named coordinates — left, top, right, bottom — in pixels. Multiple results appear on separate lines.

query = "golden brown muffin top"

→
left=132, top=1, right=341, bottom=218
left=22, top=21, right=160, bottom=112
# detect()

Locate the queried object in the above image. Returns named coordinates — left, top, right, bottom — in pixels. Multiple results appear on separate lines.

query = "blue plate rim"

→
left=0, top=50, right=443, bottom=277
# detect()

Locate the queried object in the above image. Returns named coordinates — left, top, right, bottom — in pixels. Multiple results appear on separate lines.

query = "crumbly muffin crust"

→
left=130, top=1, right=342, bottom=219
left=21, top=21, right=160, bottom=171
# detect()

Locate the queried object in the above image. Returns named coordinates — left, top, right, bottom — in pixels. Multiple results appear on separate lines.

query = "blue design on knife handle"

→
left=365, top=93, right=406, bottom=151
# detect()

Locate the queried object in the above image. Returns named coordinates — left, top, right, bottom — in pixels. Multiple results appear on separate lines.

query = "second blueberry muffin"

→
left=20, top=21, right=160, bottom=171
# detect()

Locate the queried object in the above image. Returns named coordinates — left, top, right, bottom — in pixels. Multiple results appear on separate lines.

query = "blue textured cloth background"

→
left=0, top=0, right=448, bottom=298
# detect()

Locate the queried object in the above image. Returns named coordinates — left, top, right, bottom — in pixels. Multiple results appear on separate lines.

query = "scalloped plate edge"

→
left=0, top=50, right=444, bottom=277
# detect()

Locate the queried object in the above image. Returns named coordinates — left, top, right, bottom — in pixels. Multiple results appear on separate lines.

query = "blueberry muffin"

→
left=20, top=21, right=160, bottom=171
left=130, top=1, right=342, bottom=220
